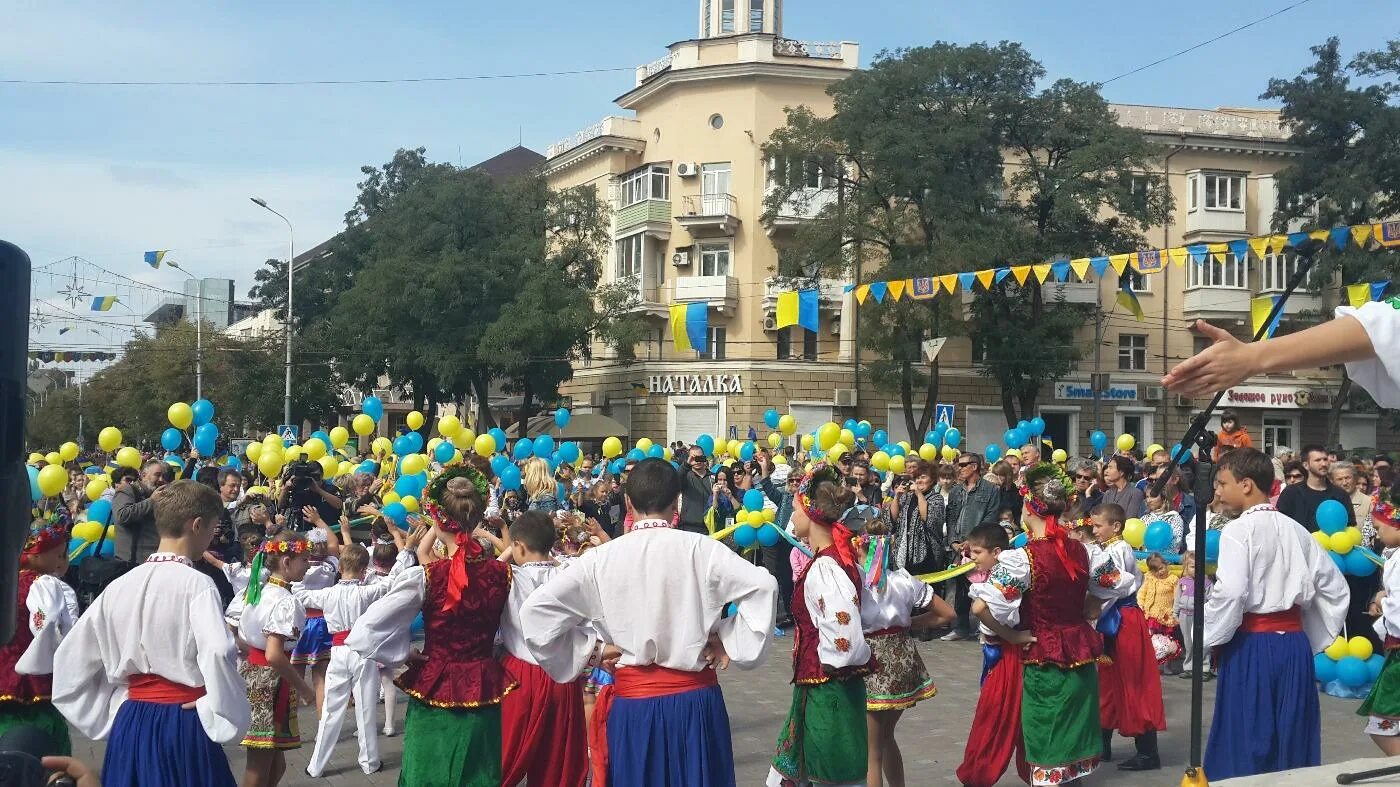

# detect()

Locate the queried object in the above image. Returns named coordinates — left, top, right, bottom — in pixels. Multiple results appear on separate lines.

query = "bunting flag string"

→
left=1251, top=295, right=1283, bottom=340
left=29, top=351, right=117, bottom=362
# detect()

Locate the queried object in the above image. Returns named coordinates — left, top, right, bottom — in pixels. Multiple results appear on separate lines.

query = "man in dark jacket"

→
left=678, top=446, right=713, bottom=535
left=111, top=459, right=171, bottom=563
left=943, top=452, right=1002, bottom=641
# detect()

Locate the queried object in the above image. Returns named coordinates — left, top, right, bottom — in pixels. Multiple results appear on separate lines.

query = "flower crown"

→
left=24, top=510, right=70, bottom=557
left=795, top=462, right=843, bottom=528
left=422, top=465, right=492, bottom=534
left=262, top=539, right=311, bottom=555
left=1020, top=462, right=1076, bottom=519
left=1373, top=489, right=1400, bottom=529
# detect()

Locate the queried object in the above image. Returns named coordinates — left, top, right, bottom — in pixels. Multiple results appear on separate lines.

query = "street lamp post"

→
left=250, top=197, right=294, bottom=428
left=166, top=259, right=203, bottom=400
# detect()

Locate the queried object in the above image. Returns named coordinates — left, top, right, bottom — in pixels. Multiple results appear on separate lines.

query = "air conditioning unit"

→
left=762, top=315, right=778, bottom=332
left=586, top=391, right=607, bottom=407
left=671, top=250, right=691, bottom=267
left=1175, top=394, right=1194, bottom=408
left=675, top=162, right=699, bottom=177
left=1144, top=385, right=1164, bottom=402
left=834, top=388, right=858, bottom=407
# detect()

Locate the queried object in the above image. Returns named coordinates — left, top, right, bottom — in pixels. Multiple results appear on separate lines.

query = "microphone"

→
left=0, top=726, right=76, bottom=786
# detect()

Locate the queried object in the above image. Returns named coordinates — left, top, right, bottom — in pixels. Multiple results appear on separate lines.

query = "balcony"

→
left=773, top=38, right=845, bottom=60
left=614, top=199, right=671, bottom=238
left=546, top=116, right=645, bottom=160
left=1184, top=208, right=1248, bottom=241
left=1041, top=281, right=1099, bottom=305
left=761, top=277, right=846, bottom=317
left=677, top=194, right=740, bottom=237
left=673, top=275, right=739, bottom=312
left=616, top=273, right=668, bottom=319
left=1182, top=287, right=1251, bottom=322
left=765, top=187, right=837, bottom=236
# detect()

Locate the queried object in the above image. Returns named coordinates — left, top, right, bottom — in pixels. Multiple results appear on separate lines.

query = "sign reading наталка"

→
left=648, top=374, right=744, bottom=395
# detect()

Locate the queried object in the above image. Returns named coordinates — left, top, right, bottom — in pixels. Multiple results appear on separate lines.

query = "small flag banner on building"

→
left=775, top=289, right=820, bottom=332
left=775, top=220, right=1400, bottom=307
left=1116, top=285, right=1145, bottom=321
left=1346, top=280, right=1392, bottom=308
left=1251, top=295, right=1283, bottom=340
left=144, top=250, right=167, bottom=268
left=29, top=351, right=116, bottom=362
left=669, top=302, right=709, bottom=353
left=90, top=295, right=118, bottom=311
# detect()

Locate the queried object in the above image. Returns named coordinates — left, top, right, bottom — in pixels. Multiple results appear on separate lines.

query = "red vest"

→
left=396, top=554, right=514, bottom=707
left=790, top=546, right=874, bottom=684
left=1019, top=538, right=1103, bottom=668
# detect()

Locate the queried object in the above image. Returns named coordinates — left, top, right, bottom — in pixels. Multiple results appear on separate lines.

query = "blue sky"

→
left=7, top=0, right=1397, bottom=359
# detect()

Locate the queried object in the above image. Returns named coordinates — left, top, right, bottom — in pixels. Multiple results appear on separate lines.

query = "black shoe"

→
left=1117, top=754, right=1161, bottom=771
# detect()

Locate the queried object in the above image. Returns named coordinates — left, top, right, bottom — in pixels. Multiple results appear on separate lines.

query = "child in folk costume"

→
left=1359, top=487, right=1400, bottom=752
left=1202, top=448, right=1349, bottom=779
left=0, top=514, right=79, bottom=753
left=1087, top=503, right=1166, bottom=772
left=497, top=511, right=588, bottom=787
left=347, top=466, right=515, bottom=787
left=300, top=543, right=394, bottom=778
left=971, top=463, right=1106, bottom=786
left=291, top=509, right=341, bottom=712
left=768, top=464, right=874, bottom=787
left=52, top=480, right=251, bottom=787
left=855, top=520, right=954, bottom=787
left=520, top=458, right=777, bottom=787
left=238, top=531, right=316, bottom=787
left=1136, top=553, right=1183, bottom=668
left=205, top=530, right=268, bottom=599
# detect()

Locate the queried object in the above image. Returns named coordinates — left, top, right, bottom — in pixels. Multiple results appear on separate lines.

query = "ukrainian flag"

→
left=1116, top=285, right=1144, bottom=321
left=144, top=250, right=166, bottom=268
left=90, top=296, right=118, bottom=311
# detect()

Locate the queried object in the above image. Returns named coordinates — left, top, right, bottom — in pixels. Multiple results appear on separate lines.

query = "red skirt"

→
left=500, top=653, right=587, bottom=787
left=956, top=643, right=1030, bottom=787
left=1099, top=606, right=1166, bottom=737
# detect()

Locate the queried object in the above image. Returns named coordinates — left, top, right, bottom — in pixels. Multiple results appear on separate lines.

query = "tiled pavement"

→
left=70, top=636, right=1381, bottom=786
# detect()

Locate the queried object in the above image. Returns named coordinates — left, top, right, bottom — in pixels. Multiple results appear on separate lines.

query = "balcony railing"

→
left=636, top=54, right=674, bottom=84
left=678, top=194, right=740, bottom=237
left=546, top=116, right=643, bottom=159
left=674, top=275, right=739, bottom=310
left=682, top=193, right=737, bottom=217
left=773, top=38, right=843, bottom=59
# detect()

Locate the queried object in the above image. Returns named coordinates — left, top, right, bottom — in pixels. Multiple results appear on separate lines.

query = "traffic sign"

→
left=278, top=424, right=299, bottom=447
left=935, top=403, right=955, bottom=427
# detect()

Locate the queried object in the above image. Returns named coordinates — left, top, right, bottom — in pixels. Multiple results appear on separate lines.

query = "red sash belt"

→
left=305, top=609, right=324, bottom=619
left=867, top=626, right=909, bottom=638
left=330, top=631, right=351, bottom=647
left=248, top=647, right=270, bottom=667
left=1385, top=636, right=1400, bottom=653
left=613, top=664, right=717, bottom=699
left=1242, top=607, right=1302, bottom=633
left=128, top=674, right=206, bottom=704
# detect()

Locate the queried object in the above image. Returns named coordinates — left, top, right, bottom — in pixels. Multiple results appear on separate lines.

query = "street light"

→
left=165, top=259, right=204, bottom=400
left=250, top=197, right=294, bottom=428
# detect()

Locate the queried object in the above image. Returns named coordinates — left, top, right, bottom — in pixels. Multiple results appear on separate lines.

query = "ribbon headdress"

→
left=422, top=465, right=491, bottom=612
left=1373, top=488, right=1400, bottom=530
left=25, top=510, right=70, bottom=558
left=244, top=536, right=311, bottom=606
left=795, top=463, right=859, bottom=570
left=1020, top=462, right=1084, bottom=581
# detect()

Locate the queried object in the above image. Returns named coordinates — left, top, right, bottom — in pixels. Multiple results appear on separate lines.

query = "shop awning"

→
left=504, top=412, right=630, bottom=441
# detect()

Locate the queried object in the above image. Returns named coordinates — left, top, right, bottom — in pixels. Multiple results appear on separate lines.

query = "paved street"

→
left=69, top=636, right=1382, bottom=786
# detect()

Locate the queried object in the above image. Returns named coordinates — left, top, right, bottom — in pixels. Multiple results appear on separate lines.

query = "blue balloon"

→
left=1338, top=656, right=1370, bottom=688
left=1316, top=499, right=1349, bottom=535
left=1314, top=653, right=1338, bottom=683
left=86, top=498, right=112, bottom=525
left=1204, top=529, right=1221, bottom=562
left=226, top=455, right=242, bottom=470
left=410, top=613, right=425, bottom=637
left=872, top=430, right=889, bottom=449
left=191, top=398, right=215, bottom=427
left=533, top=435, right=555, bottom=458
left=985, top=444, right=1002, bottom=463
left=194, top=422, right=219, bottom=456
left=558, top=442, right=581, bottom=464
left=945, top=427, right=962, bottom=449
left=1011, top=532, right=1028, bottom=548
left=1143, top=521, right=1174, bottom=552
left=554, top=408, right=571, bottom=429
left=27, top=466, right=40, bottom=502
left=843, top=419, right=858, bottom=431
left=1090, top=430, right=1108, bottom=450
left=594, top=463, right=605, bottom=477
left=733, top=525, right=758, bottom=549
left=490, top=454, right=510, bottom=476
left=1369, top=654, right=1387, bottom=681
left=434, top=441, right=456, bottom=464
left=1004, top=429, right=1021, bottom=448
left=499, top=465, right=522, bottom=492
left=1016, top=420, right=1030, bottom=434
left=161, top=427, right=183, bottom=451
left=609, top=459, right=626, bottom=475
left=696, top=434, right=715, bottom=456
left=67, top=536, right=92, bottom=565
left=888, top=444, right=906, bottom=457
left=357, top=461, right=378, bottom=476
left=743, top=489, right=766, bottom=512
left=646, top=444, right=664, bottom=459
left=739, top=442, right=755, bottom=461
left=362, top=396, right=384, bottom=423
left=671, top=460, right=681, bottom=472
left=1345, top=549, right=1379, bottom=577
left=97, top=539, right=114, bottom=557
left=512, top=439, right=534, bottom=461
left=382, top=502, right=409, bottom=528
left=757, top=524, right=781, bottom=547
left=1172, top=443, right=1189, bottom=461
left=403, top=431, right=424, bottom=455
left=489, top=428, right=508, bottom=452
left=924, top=431, right=939, bottom=446
left=1029, top=417, right=1046, bottom=437
left=764, top=409, right=781, bottom=429
left=84, top=466, right=102, bottom=475
left=855, top=421, right=872, bottom=439
left=626, top=448, right=645, bottom=462
left=392, top=435, right=411, bottom=457
left=394, top=474, right=423, bottom=497
left=1330, top=551, right=1347, bottom=573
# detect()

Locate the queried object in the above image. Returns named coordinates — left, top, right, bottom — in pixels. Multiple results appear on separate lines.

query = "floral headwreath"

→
left=1019, top=462, right=1077, bottom=518
left=420, top=465, right=492, bottom=611
left=262, top=539, right=312, bottom=556
left=1373, top=489, right=1400, bottom=529
left=795, top=462, right=843, bottom=529
left=245, top=536, right=309, bottom=606
left=24, top=510, right=70, bottom=557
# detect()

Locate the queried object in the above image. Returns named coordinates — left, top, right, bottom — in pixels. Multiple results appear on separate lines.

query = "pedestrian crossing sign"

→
left=278, top=424, right=299, bottom=447
left=935, top=404, right=954, bottom=427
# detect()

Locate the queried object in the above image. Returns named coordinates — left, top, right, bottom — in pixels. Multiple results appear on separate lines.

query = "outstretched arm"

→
left=1163, top=317, right=1375, bottom=398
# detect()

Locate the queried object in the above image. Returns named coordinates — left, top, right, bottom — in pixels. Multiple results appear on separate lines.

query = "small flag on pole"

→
left=1251, top=295, right=1283, bottom=339
left=144, top=250, right=167, bottom=268
left=90, top=296, right=118, bottom=311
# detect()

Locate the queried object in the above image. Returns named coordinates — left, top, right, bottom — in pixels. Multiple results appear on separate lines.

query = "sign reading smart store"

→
left=1055, top=383, right=1139, bottom=401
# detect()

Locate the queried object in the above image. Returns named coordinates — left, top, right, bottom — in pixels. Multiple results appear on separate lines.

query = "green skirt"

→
left=399, top=698, right=501, bottom=787
left=1021, top=664, right=1100, bottom=786
left=771, top=679, right=867, bottom=784
left=1360, top=649, right=1400, bottom=720
left=0, top=702, right=69, bottom=757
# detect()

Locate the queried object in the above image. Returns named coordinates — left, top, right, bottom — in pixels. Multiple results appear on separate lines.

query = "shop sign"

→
left=1054, top=383, right=1138, bottom=401
left=1222, top=385, right=1332, bottom=409
left=648, top=374, right=744, bottom=395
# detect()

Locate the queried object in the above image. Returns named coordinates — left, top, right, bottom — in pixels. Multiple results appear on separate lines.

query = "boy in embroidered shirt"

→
left=291, top=509, right=342, bottom=712
left=1360, top=486, right=1400, bottom=752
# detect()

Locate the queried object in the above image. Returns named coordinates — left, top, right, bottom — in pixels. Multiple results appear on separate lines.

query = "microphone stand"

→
left=1149, top=238, right=1326, bottom=787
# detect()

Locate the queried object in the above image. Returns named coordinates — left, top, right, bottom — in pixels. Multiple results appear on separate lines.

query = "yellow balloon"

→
left=839, top=428, right=856, bottom=448
left=871, top=451, right=891, bottom=472
left=453, top=449, right=464, bottom=464
left=402, top=454, right=426, bottom=476
left=372, top=437, right=393, bottom=457
left=773, top=454, right=788, bottom=465
left=636, top=438, right=654, bottom=453
left=257, top=453, right=284, bottom=478
left=98, top=426, right=123, bottom=452
left=888, top=454, right=906, bottom=474
left=1347, top=526, right=1364, bottom=547
left=406, top=411, right=425, bottom=430
left=106, top=525, right=116, bottom=540
left=263, top=434, right=284, bottom=451
left=475, top=433, right=499, bottom=457
left=1124, top=518, right=1147, bottom=548
left=59, top=442, right=80, bottom=462
left=817, top=422, right=840, bottom=451
left=115, top=446, right=141, bottom=469
left=1116, top=433, right=1136, bottom=453
left=1349, top=636, right=1375, bottom=660
left=402, top=495, right=420, bottom=513
left=85, top=478, right=107, bottom=502
left=663, top=447, right=673, bottom=461
left=735, top=509, right=750, bottom=525
left=303, top=440, right=326, bottom=461
left=382, top=491, right=401, bottom=505
left=778, top=414, right=797, bottom=436
left=71, top=521, right=104, bottom=543
left=438, top=415, right=461, bottom=437
left=318, top=455, right=337, bottom=479
left=728, top=440, right=743, bottom=459
left=1312, top=530, right=1330, bottom=548
left=768, top=432, right=783, bottom=449
left=761, top=508, right=775, bottom=523
left=1145, top=444, right=1165, bottom=460
left=1325, top=635, right=1349, bottom=661
left=1329, top=531, right=1354, bottom=554
left=27, top=453, right=44, bottom=465
left=451, top=428, right=477, bottom=450
left=45, top=452, right=62, bottom=466
left=284, top=446, right=304, bottom=463
left=245, top=442, right=263, bottom=462
left=427, top=437, right=443, bottom=452
left=338, top=461, right=353, bottom=477
left=352, top=414, right=376, bottom=436
left=37, top=464, right=67, bottom=497
left=167, top=402, right=193, bottom=430
left=828, top=443, right=847, bottom=462
left=898, top=441, right=912, bottom=453
left=800, top=434, right=815, bottom=451
left=941, top=445, right=959, bottom=461
left=329, top=426, right=350, bottom=448
left=917, top=443, right=937, bottom=461
left=1052, top=449, right=1068, bottom=463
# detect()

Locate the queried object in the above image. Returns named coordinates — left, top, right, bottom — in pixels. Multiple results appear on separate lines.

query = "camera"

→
left=285, top=461, right=321, bottom=491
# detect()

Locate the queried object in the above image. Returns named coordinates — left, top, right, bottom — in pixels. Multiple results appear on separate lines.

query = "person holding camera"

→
left=277, top=461, right=343, bottom=532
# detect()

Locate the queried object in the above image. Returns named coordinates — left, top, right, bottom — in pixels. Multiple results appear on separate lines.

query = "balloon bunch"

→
left=1316, top=635, right=1384, bottom=697
left=1313, top=499, right=1380, bottom=577
left=731, top=488, right=780, bottom=549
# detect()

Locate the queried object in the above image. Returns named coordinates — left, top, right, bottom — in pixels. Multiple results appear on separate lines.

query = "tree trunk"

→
left=1000, top=388, right=1018, bottom=431
left=901, top=361, right=918, bottom=442
left=517, top=378, right=534, bottom=438
left=470, top=372, right=496, bottom=430
left=1328, top=373, right=1352, bottom=449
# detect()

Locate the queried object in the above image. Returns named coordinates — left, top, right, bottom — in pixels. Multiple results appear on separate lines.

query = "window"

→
left=698, top=243, right=730, bottom=276
left=768, top=155, right=837, bottom=189
left=1261, top=252, right=1309, bottom=292
left=720, top=0, right=734, bottom=32
left=749, top=0, right=763, bottom=30
left=1128, top=175, right=1151, bottom=215
left=615, top=234, right=644, bottom=278
left=1118, top=334, right=1147, bottom=371
left=1123, top=267, right=1151, bottom=294
left=618, top=165, right=668, bottom=207
left=1188, top=252, right=1246, bottom=288
left=1191, top=172, right=1243, bottom=211
left=702, top=0, right=711, bottom=36
left=698, top=326, right=727, bottom=360
left=777, top=327, right=817, bottom=360
left=1261, top=416, right=1297, bottom=457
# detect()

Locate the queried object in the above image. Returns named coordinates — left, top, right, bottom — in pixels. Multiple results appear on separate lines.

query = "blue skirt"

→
left=103, top=700, right=237, bottom=787
left=1204, top=630, right=1320, bottom=780
left=607, top=684, right=735, bottom=787
left=291, top=615, right=331, bottom=665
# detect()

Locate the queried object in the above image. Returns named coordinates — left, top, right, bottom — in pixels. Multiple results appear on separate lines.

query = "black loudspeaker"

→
left=0, top=241, right=32, bottom=645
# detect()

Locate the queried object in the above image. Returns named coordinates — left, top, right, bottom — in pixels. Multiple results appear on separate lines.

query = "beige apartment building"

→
left=546, top=0, right=1382, bottom=456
